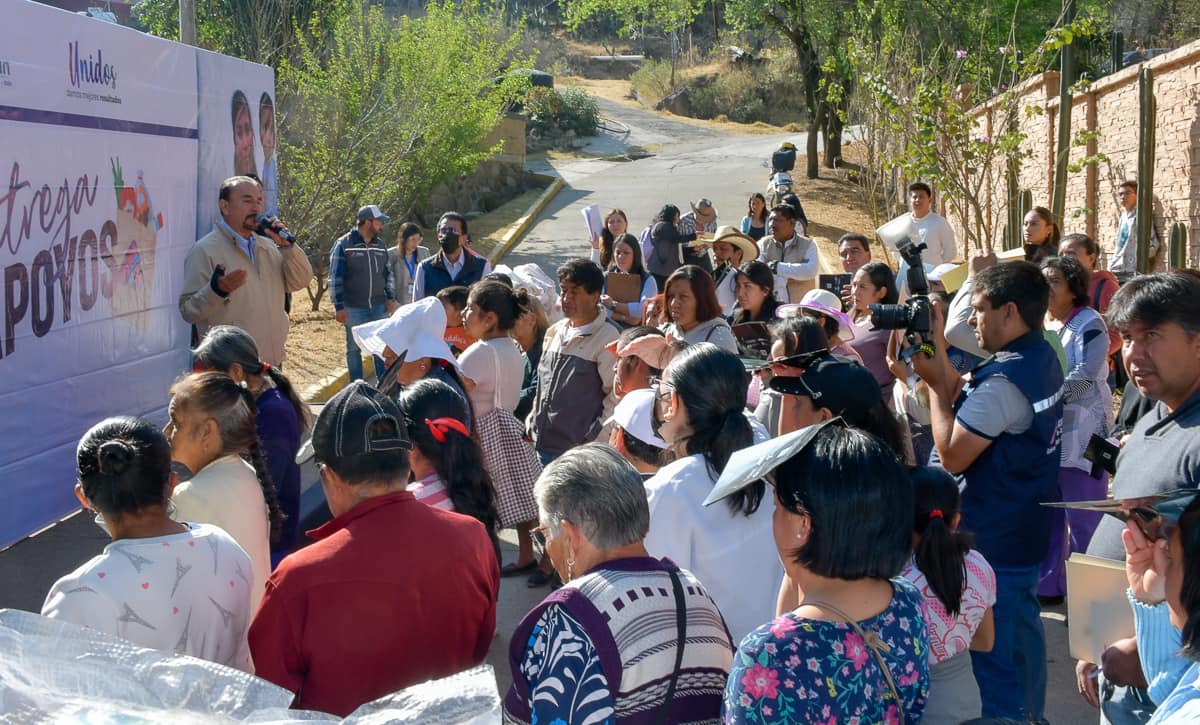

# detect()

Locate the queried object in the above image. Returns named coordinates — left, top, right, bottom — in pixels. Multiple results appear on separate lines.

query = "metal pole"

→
left=179, top=0, right=197, bottom=46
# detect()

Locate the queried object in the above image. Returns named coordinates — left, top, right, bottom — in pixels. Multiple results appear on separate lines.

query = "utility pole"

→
left=179, top=0, right=197, bottom=45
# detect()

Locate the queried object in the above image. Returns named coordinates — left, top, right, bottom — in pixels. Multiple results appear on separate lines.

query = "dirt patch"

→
left=283, top=180, right=551, bottom=395
left=560, top=76, right=795, bottom=137
left=798, top=165, right=895, bottom=273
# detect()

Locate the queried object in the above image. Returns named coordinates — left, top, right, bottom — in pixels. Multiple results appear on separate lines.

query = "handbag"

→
left=655, top=566, right=688, bottom=725
left=801, top=598, right=907, bottom=725
left=476, top=341, right=541, bottom=528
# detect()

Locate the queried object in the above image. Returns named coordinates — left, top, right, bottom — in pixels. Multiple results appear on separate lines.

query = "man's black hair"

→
left=908, top=181, right=933, bottom=197
left=557, top=258, right=605, bottom=295
left=769, top=204, right=797, bottom=221
left=619, top=427, right=663, bottom=468
left=438, top=211, right=469, bottom=236
left=1106, top=272, right=1200, bottom=336
left=973, top=261, right=1049, bottom=332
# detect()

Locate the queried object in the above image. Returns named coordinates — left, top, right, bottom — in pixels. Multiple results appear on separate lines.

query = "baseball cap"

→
left=605, top=388, right=668, bottom=449
left=312, top=381, right=411, bottom=462
left=767, top=354, right=882, bottom=421
left=357, top=204, right=390, bottom=223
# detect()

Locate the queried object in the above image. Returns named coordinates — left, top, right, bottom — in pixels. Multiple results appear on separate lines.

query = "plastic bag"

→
left=0, top=609, right=501, bottom=724
left=493, top=263, right=562, bottom=323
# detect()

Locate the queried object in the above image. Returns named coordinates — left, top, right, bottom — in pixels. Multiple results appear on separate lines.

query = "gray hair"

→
left=535, top=444, right=650, bottom=550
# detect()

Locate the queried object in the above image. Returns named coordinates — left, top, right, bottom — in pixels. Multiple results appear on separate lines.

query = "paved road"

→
left=0, top=94, right=1096, bottom=724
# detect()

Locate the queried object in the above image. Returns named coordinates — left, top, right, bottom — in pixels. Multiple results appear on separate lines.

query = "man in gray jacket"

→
left=330, top=205, right=398, bottom=382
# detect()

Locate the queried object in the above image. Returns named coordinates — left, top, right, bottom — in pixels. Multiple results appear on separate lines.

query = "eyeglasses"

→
left=436, top=226, right=462, bottom=235
left=530, top=526, right=549, bottom=558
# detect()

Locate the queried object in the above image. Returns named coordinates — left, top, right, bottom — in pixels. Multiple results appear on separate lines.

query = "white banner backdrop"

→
left=0, top=1, right=269, bottom=550
left=195, top=49, right=277, bottom=235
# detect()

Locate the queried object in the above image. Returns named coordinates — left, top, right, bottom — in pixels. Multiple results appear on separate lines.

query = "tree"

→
left=275, top=2, right=530, bottom=309
left=560, top=0, right=706, bottom=88
left=133, top=0, right=347, bottom=67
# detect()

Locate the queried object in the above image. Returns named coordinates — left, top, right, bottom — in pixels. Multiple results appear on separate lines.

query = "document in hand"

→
left=1065, top=553, right=1134, bottom=664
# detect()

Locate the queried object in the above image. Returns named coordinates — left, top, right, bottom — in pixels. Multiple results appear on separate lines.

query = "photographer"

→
left=180, top=176, right=313, bottom=368
left=413, top=211, right=493, bottom=300
left=910, top=260, right=1064, bottom=722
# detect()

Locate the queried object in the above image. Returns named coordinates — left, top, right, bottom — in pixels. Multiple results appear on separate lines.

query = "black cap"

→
left=311, top=381, right=410, bottom=462
left=768, top=354, right=882, bottom=421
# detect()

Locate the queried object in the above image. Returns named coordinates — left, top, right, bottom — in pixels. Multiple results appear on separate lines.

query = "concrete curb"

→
left=300, top=173, right=563, bottom=405
left=301, top=359, right=376, bottom=405
left=488, top=172, right=565, bottom=264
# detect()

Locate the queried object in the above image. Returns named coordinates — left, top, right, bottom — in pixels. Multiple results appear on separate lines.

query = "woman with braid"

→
left=193, top=325, right=311, bottom=564
left=165, top=371, right=281, bottom=613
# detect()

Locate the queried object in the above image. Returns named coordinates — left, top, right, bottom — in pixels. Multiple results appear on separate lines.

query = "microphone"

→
left=255, top=214, right=296, bottom=243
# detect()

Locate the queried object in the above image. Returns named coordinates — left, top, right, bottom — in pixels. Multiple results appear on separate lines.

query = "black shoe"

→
left=1038, top=594, right=1065, bottom=607
left=500, top=560, right=537, bottom=578
left=526, top=568, right=556, bottom=588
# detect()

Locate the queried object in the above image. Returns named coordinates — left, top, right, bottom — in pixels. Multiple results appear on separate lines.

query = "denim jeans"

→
left=971, top=564, right=1047, bottom=720
left=344, top=304, right=389, bottom=383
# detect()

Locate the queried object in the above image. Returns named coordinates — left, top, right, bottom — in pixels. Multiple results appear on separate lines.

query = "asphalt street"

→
left=0, top=94, right=1096, bottom=723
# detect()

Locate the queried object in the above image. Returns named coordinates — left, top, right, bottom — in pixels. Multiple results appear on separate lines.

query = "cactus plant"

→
left=1003, top=188, right=1034, bottom=251
left=1110, top=31, right=1124, bottom=74
left=1169, top=222, right=1188, bottom=270
left=1136, top=66, right=1157, bottom=273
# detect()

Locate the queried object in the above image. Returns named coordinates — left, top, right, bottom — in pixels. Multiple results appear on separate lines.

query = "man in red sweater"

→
left=249, top=381, right=499, bottom=716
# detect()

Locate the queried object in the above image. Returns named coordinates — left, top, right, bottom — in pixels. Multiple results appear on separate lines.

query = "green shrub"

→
left=630, top=59, right=673, bottom=106
left=558, top=86, right=600, bottom=135
left=525, top=86, right=600, bottom=136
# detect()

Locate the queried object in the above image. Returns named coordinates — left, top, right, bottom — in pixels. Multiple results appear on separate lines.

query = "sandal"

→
left=500, top=560, right=538, bottom=578
left=526, top=567, right=557, bottom=588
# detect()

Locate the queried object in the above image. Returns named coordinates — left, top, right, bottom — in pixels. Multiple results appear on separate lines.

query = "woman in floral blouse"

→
left=706, top=421, right=930, bottom=724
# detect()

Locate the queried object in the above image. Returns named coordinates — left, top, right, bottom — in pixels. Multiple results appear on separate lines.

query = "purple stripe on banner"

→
left=0, top=105, right=198, bottom=139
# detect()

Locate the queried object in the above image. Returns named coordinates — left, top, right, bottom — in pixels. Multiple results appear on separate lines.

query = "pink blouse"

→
left=899, top=548, right=996, bottom=664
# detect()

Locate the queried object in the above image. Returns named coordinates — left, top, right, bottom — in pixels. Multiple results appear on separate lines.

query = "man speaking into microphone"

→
left=179, top=175, right=314, bottom=367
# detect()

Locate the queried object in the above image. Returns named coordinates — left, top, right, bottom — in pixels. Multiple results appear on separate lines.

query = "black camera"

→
left=869, top=236, right=932, bottom=357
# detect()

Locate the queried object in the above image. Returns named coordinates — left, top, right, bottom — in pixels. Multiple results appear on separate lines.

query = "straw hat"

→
left=709, top=225, right=759, bottom=263
left=690, top=198, right=718, bottom=226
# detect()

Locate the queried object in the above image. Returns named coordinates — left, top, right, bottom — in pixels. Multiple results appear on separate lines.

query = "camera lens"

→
left=869, top=303, right=912, bottom=331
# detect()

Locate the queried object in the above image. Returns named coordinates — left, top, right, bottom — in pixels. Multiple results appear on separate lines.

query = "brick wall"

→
left=961, top=37, right=1200, bottom=269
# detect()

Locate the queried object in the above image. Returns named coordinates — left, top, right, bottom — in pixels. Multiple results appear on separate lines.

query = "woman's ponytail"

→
left=911, top=466, right=972, bottom=615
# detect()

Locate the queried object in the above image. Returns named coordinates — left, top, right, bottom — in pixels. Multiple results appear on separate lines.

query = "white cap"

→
left=352, top=297, right=460, bottom=370
left=605, top=388, right=668, bottom=449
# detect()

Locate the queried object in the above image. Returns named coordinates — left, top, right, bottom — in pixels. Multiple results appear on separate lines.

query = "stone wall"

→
left=962, top=37, right=1200, bottom=269
left=420, top=113, right=530, bottom=222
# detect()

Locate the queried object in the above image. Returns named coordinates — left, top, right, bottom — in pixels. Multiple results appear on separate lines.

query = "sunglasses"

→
left=530, top=526, right=549, bottom=558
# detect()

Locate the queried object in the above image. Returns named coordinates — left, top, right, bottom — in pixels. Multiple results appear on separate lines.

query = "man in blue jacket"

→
left=330, top=205, right=397, bottom=382
left=913, top=260, right=1064, bottom=723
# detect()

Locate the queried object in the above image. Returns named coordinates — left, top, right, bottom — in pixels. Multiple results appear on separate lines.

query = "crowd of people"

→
left=30, top=170, right=1200, bottom=725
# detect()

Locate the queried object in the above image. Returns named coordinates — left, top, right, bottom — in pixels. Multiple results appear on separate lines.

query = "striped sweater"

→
left=504, top=557, right=734, bottom=724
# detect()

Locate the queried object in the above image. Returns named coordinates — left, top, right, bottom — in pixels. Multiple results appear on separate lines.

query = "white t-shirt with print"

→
left=899, top=548, right=996, bottom=664
left=41, top=522, right=253, bottom=671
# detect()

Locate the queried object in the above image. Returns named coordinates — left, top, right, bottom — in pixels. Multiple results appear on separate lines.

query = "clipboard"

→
left=605, top=272, right=643, bottom=304
left=1066, top=553, right=1134, bottom=663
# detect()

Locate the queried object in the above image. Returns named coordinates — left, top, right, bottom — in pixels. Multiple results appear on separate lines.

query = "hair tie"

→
left=238, top=379, right=249, bottom=389
left=260, top=361, right=270, bottom=375
left=425, top=417, right=469, bottom=443
left=929, top=509, right=944, bottom=520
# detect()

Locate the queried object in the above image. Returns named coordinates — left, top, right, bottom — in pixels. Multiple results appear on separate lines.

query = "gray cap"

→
left=311, top=381, right=410, bottom=462
left=357, top=204, right=390, bottom=223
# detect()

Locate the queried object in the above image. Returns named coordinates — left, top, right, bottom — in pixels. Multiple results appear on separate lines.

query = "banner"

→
left=195, top=49, right=277, bottom=236
left=0, top=1, right=268, bottom=550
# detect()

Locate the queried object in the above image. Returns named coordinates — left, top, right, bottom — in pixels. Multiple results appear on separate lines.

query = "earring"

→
left=566, top=558, right=575, bottom=581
